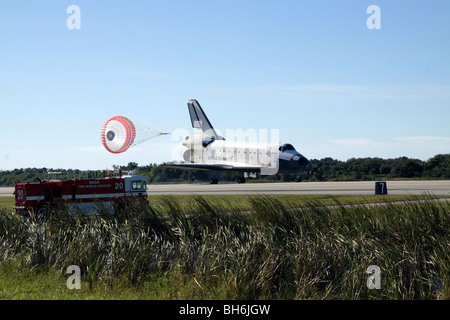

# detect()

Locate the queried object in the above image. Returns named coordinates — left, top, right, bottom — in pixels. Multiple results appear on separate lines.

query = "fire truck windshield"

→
left=132, top=180, right=146, bottom=190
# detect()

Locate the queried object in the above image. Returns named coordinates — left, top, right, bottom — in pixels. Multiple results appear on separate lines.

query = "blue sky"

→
left=0, top=0, right=449, bottom=170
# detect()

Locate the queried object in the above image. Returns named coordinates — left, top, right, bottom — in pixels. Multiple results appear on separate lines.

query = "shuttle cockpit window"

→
left=279, top=143, right=296, bottom=152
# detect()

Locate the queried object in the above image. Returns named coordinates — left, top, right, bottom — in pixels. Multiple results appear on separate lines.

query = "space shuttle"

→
left=164, top=99, right=312, bottom=184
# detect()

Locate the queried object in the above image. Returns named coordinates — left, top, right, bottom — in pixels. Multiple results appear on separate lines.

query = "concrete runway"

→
left=144, top=180, right=450, bottom=196
left=0, top=187, right=14, bottom=197
left=1, top=180, right=449, bottom=197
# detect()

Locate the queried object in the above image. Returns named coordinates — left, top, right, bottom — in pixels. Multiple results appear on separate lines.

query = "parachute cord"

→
left=131, top=126, right=170, bottom=147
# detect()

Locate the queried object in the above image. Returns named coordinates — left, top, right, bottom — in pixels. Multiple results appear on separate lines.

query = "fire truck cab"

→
left=14, top=172, right=148, bottom=217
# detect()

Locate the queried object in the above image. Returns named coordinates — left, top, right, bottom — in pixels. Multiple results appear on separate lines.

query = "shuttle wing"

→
left=163, top=162, right=263, bottom=173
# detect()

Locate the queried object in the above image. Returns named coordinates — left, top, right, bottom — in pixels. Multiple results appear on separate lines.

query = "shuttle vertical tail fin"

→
left=188, top=99, right=218, bottom=139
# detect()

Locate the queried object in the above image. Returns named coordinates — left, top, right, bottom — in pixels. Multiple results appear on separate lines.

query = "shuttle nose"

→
left=297, top=156, right=312, bottom=173
left=305, top=161, right=313, bottom=173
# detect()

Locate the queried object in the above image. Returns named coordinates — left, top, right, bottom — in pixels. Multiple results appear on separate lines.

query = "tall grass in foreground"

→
left=0, top=195, right=449, bottom=299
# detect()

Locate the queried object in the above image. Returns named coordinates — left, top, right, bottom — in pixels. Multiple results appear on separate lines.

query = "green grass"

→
left=0, top=260, right=223, bottom=300
left=2, top=194, right=449, bottom=213
left=147, top=194, right=450, bottom=212
left=0, top=197, right=14, bottom=211
left=0, top=195, right=449, bottom=300
left=0, top=260, right=238, bottom=300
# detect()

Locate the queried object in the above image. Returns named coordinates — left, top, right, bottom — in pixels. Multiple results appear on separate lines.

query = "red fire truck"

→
left=14, top=171, right=148, bottom=217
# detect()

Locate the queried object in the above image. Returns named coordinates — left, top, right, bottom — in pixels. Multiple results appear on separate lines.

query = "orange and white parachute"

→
left=101, top=116, right=136, bottom=154
left=101, top=116, right=169, bottom=154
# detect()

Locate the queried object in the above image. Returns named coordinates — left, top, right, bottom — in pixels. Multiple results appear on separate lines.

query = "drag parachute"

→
left=101, top=116, right=136, bottom=154
left=101, top=116, right=169, bottom=154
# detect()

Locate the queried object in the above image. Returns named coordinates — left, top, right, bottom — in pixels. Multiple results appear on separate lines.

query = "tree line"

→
left=1, top=154, right=449, bottom=186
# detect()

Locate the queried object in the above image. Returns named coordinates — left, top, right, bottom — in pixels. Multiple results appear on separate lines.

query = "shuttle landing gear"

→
left=237, top=177, right=246, bottom=184
left=208, top=171, right=220, bottom=185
